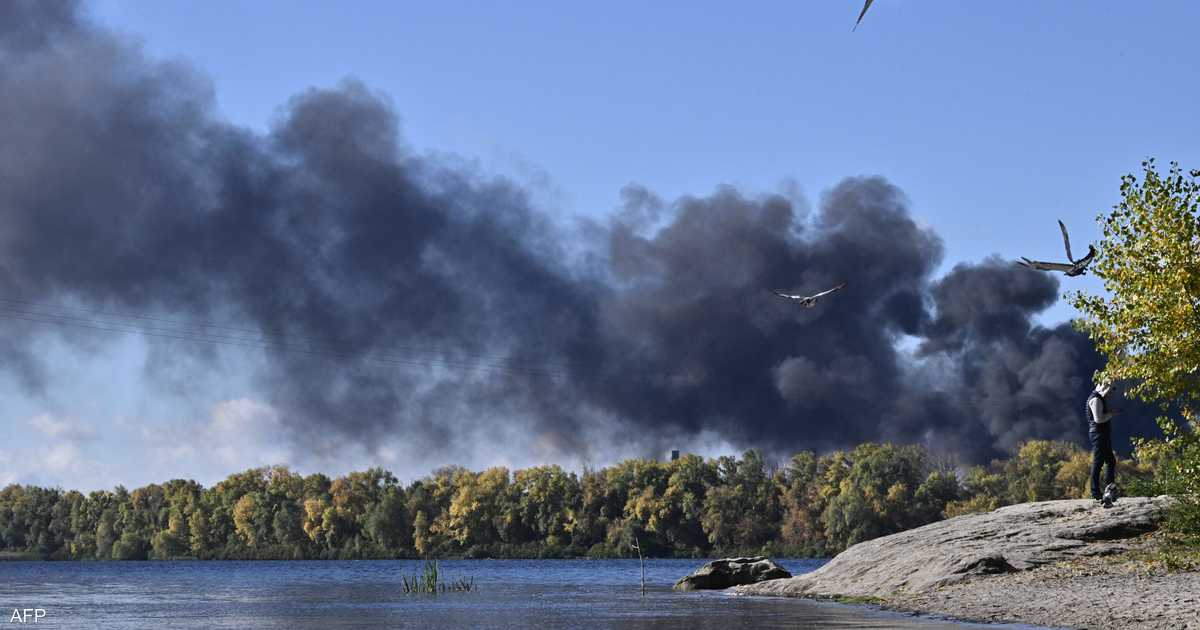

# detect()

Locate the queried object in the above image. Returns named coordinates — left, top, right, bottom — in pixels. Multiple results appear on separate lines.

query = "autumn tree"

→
left=511, top=465, right=579, bottom=549
left=445, top=467, right=511, bottom=549
left=777, top=451, right=828, bottom=554
left=1002, top=440, right=1084, bottom=503
left=1071, top=160, right=1200, bottom=521
left=821, top=443, right=944, bottom=551
left=1072, top=160, right=1200, bottom=415
left=656, top=455, right=717, bottom=554
left=701, top=451, right=777, bottom=552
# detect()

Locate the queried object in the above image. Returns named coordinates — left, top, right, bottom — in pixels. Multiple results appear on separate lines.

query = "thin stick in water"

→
left=632, top=536, right=645, bottom=597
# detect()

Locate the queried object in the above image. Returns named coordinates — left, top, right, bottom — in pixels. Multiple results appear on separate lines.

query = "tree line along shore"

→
left=0, top=440, right=1157, bottom=561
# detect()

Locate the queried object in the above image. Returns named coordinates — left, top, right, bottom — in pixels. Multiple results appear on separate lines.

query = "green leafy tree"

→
left=445, top=467, right=511, bottom=549
left=1002, top=440, right=1083, bottom=503
left=944, top=464, right=1005, bottom=517
left=913, top=471, right=961, bottom=522
left=821, top=443, right=933, bottom=551
left=1072, top=159, right=1200, bottom=415
left=573, top=468, right=611, bottom=554
left=657, top=455, right=717, bottom=554
left=363, top=487, right=411, bottom=554
left=701, top=451, right=777, bottom=552
left=512, top=465, right=579, bottom=548
left=777, top=451, right=828, bottom=554
left=1071, top=161, right=1200, bottom=538
left=188, top=509, right=211, bottom=558
left=95, top=508, right=118, bottom=559
left=111, top=531, right=148, bottom=560
left=412, top=510, right=435, bottom=556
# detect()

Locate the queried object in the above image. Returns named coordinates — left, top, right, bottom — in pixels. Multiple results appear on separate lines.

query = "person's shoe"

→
left=1101, top=483, right=1118, bottom=508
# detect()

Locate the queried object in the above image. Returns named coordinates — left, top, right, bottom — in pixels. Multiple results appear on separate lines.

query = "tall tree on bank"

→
left=1071, top=160, right=1200, bottom=506
left=1072, top=160, right=1200, bottom=418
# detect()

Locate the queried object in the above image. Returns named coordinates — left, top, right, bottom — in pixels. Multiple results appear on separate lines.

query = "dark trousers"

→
left=1089, top=422, right=1116, bottom=499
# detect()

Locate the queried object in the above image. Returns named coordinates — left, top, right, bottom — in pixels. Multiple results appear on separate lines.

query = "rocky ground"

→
left=888, top=532, right=1200, bottom=629
left=732, top=497, right=1200, bottom=629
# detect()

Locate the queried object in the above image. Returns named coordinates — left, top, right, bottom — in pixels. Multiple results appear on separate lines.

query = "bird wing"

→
left=1058, top=220, right=1075, bottom=263
left=1018, top=257, right=1075, bottom=272
left=1077, top=244, right=1096, bottom=265
left=854, top=0, right=874, bottom=30
left=772, top=290, right=802, bottom=300
left=811, top=282, right=848, bottom=299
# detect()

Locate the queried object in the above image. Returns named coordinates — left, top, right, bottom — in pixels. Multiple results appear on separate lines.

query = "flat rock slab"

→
left=735, top=496, right=1174, bottom=599
left=674, top=556, right=791, bottom=591
left=890, top=558, right=1200, bottom=630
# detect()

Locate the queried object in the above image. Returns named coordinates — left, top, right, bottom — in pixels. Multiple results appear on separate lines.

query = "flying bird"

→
left=772, top=282, right=847, bottom=308
left=854, top=0, right=874, bottom=30
left=1016, top=220, right=1096, bottom=276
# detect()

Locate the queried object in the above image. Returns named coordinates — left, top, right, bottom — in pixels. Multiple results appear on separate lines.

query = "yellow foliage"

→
left=1054, top=450, right=1092, bottom=499
left=1071, top=160, right=1200, bottom=417
left=232, top=494, right=257, bottom=546
left=301, top=497, right=328, bottom=542
left=943, top=495, right=999, bottom=518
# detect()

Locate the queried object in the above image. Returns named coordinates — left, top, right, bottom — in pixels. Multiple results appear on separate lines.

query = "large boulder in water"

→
left=673, top=556, right=791, bottom=591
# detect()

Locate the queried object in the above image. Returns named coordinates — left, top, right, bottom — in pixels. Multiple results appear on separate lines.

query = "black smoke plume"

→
left=0, top=1, right=1158, bottom=465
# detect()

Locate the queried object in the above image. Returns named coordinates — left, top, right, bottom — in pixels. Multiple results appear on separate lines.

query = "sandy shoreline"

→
left=883, top=536, right=1200, bottom=630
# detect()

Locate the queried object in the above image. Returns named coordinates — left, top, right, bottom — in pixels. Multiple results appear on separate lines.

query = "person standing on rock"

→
left=1086, top=381, right=1119, bottom=502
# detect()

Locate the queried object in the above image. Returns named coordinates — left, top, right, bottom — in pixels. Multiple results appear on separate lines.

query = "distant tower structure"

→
left=670, top=449, right=680, bottom=461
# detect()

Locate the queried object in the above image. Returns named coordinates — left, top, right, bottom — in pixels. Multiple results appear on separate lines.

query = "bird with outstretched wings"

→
left=1017, top=220, right=1096, bottom=276
left=772, top=282, right=847, bottom=308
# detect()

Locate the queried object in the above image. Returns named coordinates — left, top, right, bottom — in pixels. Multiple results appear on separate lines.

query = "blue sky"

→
left=86, top=0, right=1200, bottom=321
left=7, top=1, right=1200, bottom=489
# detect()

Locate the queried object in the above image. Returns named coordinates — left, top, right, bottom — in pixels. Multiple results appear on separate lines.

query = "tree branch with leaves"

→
left=1070, top=159, right=1200, bottom=421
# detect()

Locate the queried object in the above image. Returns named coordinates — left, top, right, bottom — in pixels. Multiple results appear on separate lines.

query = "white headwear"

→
left=1096, top=382, right=1112, bottom=397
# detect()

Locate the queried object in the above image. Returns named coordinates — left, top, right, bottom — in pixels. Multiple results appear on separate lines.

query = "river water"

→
left=0, top=558, right=1057, bottom=629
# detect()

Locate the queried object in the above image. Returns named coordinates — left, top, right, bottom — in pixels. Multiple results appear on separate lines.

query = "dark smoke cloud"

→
left=912, top=261, right=1159, bottom=459
left=0, top=1, right=1159, bottom=465
left=585, top=179, right=944, bottom=457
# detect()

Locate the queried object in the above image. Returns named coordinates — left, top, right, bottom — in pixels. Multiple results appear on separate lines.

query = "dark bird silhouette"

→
left=854, top=0, right=875, bottom=31
left=772, top=282, right=847, bottom=308
left=1017, top=220, right=1096, bottom=277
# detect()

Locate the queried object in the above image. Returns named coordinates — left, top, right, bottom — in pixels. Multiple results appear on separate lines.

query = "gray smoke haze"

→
left=0, top=1, right=1159, bottom=465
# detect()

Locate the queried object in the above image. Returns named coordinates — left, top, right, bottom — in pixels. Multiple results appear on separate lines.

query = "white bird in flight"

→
left=772, top=282, right=847, bottom=308
left=1016, top=220, right=1096, bottom=277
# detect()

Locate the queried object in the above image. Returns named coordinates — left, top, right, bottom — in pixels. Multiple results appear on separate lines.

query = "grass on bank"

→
left=1125, top=421, right=1200, bottom=573
left=1153, top=533, right=1200, bottom=572
left=1149, top=496, right=1200, bottom=572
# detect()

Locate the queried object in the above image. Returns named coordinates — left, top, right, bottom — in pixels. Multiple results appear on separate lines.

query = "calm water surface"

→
left=0, top=559, right=1058, bottom=629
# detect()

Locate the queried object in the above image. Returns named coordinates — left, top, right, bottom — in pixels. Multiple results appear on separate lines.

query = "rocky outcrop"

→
left=735, top=496, right=1174, bottom=599
left=674, top=556, right=791, bottom=591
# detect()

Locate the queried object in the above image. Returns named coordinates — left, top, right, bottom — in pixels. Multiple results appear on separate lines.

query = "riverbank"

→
left=735, top=497, right=1200, bottom=629
left=886, top=531, right=1200, bottom=629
